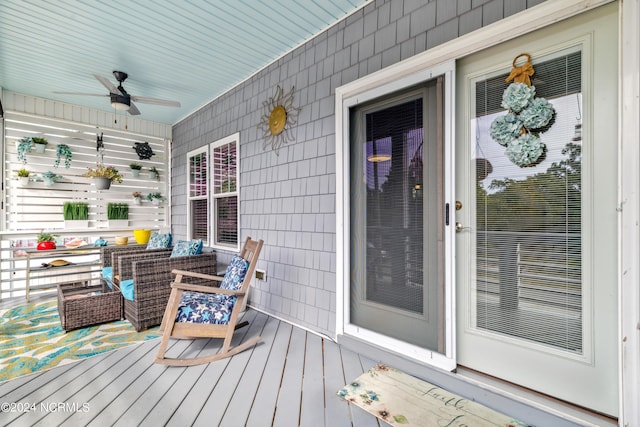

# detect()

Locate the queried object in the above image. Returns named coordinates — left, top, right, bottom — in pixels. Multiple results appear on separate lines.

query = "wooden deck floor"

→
left=0, top=304, right=381, bottom=427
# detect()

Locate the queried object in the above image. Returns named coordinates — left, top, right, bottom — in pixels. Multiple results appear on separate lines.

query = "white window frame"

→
left=209, top=132, right=240, bottom=252
left=186, top=145, right=209, bottom=245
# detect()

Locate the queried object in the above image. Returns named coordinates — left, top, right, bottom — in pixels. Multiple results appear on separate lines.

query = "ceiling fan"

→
left=54, top=71, right=181, bottom=115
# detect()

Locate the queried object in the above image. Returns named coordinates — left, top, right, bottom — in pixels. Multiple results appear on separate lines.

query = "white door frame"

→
left=335, top=0, right=639, bottom=424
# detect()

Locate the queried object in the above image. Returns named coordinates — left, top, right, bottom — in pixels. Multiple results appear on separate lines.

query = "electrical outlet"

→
left=255, top=269, right=266, bottom=281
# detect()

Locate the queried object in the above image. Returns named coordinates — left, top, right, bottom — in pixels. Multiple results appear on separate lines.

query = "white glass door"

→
left=455, top=4, right=618, bottom=416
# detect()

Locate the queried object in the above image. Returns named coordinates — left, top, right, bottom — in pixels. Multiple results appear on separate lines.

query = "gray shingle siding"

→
left=171, top=0, right=544, bottom=337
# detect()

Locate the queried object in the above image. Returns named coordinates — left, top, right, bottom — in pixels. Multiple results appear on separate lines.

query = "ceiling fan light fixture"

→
left=110, top=93, right=130, bottom=111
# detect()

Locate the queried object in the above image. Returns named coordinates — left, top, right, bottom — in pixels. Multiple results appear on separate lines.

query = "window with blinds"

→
left=472, top=50, right=583, bottom=353
left=188, top=149, right=208, bottom=243
left=187, top=134, right=240, bottom=251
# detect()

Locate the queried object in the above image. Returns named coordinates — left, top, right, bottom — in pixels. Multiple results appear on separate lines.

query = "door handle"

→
left=455, top=222, right=470, bottom=232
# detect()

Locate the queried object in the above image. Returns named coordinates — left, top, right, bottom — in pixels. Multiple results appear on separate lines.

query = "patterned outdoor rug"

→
left=0, top=300, right=160, bottom=382
left=338, top=364, right=528, bottom=427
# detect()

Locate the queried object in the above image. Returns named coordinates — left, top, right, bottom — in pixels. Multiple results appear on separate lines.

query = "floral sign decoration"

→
left=489, top=53, right=555, bottom=167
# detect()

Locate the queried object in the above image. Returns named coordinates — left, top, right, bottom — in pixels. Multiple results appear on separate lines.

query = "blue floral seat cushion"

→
left=174, top=254, right=249, bottom=324
left=176, top=291, right=236, bottom=324
left=102, top=266, right=114, bottom=290
left=146, top=231, right=172, bottom=249
left=219, top=255, right=249, bottom=291
left=170, top=239, right=203, bottom=257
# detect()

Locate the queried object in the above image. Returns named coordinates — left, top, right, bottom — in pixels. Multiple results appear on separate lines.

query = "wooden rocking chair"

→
left=154, top=237, right=263, bottom=366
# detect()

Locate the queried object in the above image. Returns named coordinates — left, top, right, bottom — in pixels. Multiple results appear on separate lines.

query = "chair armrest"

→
left=172, top=269, right=224, bottom=282
left=171, top=281, right=244, bottom=296
left=116, top=249, right=172, bottom=281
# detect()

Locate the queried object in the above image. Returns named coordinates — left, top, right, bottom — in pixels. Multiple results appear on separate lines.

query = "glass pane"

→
left=215, top=196, right=238, bottom=246
left=365, top=102, right=425, bottom=314
left=189, top=152, right=207, bottom=197
left=190, top=199, right=208, bottom=241
left=473, top=51, right=582, bottom=353
left=213, top=142, right=237, bottom=194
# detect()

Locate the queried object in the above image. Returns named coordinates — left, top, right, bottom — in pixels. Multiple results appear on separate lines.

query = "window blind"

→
left=473, top=51, right=583, bottom=353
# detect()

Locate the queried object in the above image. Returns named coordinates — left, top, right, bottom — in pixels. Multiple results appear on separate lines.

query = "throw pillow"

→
left=146, top=231, right=172, bottom=249
left=219, top=254, right=249, bottom=291
left=170, top=239, right=203, bottom=257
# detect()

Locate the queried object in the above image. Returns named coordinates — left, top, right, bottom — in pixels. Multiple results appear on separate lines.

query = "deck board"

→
left=219, top=315, right=280, bottom=427
left=195, top=310, right=266, bottom=425
left=300, top=332, right=326, bottom=427
left=1, top=306, right=378, bottom=427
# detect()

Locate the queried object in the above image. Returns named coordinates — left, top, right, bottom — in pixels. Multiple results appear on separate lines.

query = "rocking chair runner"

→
left=154, top=237, right=264, bottom=366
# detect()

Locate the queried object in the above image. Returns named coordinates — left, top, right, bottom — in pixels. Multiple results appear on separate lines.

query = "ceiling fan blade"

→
left=128, top=102, right=141, bottom=115
left=93, top=74, right=122, bottom=95
left=131, top=96, right=181, bottom=107
left=53, top=91, right=108, bottom=97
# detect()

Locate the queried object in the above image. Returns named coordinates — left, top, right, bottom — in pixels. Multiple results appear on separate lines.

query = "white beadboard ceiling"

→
left=0, top=0, right=371, bottom=125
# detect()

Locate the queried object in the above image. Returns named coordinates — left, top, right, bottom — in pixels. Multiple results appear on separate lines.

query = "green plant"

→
left=84, top=164, right=123, bottom=183
left=63, top=202, right=89, bottom=220
left=146, top=192, right=163, bottom=201
left=32, top=137, right=48, bottom=145
left=17, top=168, right=30, bottom=178
left=17, top=137, right=33, bottom=164
left=107, top=203, right=129, bottom=220
left=37, top=231, right=57, bottom=243
left=54, top=144, right=73, bottom=168
left=129, top=162, right=142, bottom=170
left=149, top=166, right=160, bottom=181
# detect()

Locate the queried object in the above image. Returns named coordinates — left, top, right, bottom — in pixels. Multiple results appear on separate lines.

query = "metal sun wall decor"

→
left=259, top=85, right=301, bottom=155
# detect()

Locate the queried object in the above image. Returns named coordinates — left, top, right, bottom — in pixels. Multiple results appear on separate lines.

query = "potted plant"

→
left=54, top=144, right=73, bottom=168
left=132, top=191, right=143, bottom=205
left=107, top=202, right=129, bottom=228
left=16, top=137, right=33, bottom=164
left=17, top=168, right=30, bottom=186
left=32, top=136, right=48, bottom=153
left=63, top=202, right=89, bottom=228
left=84, top=164, right=123, bottom=190
left=148, top=166, right=160, bottom=180
left=146, top=192, right=164, bottom=205
left=36, top=231, right=57, bottom=251
left=130, top=162, right=142, bottom=177
left=42, top=171, right=60, bottom=186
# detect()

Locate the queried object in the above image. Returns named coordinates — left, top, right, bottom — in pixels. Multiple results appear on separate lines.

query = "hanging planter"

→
left=32, top=137, right=48, bottom=153
left=54, top=144, right=73, bottom=168
left=42, top=171, right=60, bottom=187
left=94, top=177, right=112, bottom=190
left=16, top=137, right=33, bottom=164
left=84, top=164, right=123, bottom=190
left=130, top=162, right=142, bottom=177
left=17, top=168, right=31, bottom=186
left=146, top=192, right=164, bottom=205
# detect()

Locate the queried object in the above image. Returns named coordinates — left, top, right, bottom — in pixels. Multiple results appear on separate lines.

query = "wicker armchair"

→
left=117, top=251, right=217, bottom=331
left=100, top=244, right=172, bottom=289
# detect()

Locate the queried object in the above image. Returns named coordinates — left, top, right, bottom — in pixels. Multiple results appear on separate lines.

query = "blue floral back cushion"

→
left=176, top=291, right=236, bottom=324
left=146, top=232, right=172, bottom=249
left=220, top=255, right=249, bottom=291
left=170, top=239, right=203, bottom=257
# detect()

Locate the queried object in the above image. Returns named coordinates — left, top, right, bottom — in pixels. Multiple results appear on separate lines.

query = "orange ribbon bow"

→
left=505, top=53, right=534, bottom=86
